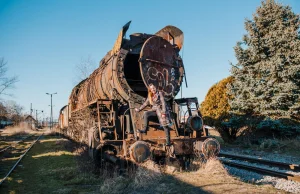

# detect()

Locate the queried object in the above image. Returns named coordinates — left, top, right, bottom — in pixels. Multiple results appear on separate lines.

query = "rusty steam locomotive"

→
left=58, top=21, right=220, bottom=167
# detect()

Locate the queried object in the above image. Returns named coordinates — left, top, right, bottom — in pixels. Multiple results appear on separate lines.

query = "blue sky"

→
left=0, top=0, right=299, bottom=120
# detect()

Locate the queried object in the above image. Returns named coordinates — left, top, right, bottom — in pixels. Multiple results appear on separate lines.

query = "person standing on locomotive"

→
left=135, top=84, right=172, bottom=146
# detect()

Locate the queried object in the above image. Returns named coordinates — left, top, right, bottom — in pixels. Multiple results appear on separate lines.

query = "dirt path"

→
left=172, top=160, right=284, bottom=194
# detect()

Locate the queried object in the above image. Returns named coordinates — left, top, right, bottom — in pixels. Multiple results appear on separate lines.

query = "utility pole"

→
left=46, top=92, right=57, bottom=130
left=30, top=103, right=33, bottom=129
left=51, top=95, right=53, bottom=129
left=35, top=110, right=43, bottom=128
left=48, top=105, right=55, bottom=129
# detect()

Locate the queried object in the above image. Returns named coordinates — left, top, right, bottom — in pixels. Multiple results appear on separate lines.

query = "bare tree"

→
left=74, top=56, right=96, bottom=84
left=5, top=100, right=24, bottom=125
left=0, top=102, right=7, bottom=117
left=0, top=57, right=18, bottom=96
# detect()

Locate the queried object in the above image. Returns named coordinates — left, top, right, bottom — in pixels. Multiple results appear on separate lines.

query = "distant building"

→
left=23, top=115, right=36, bottom=130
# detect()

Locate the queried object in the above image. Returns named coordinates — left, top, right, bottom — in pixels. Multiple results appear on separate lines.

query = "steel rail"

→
left=0, top=135, right=34, bottom=154
left=219, top=152, right=300, bottom=171
left=220, top=159, right=300, bottom=182
left=0, top=134, right=43, bottom=186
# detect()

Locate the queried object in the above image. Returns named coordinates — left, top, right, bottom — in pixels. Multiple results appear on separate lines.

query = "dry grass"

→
left=280, top=136, right=300, bottom=150
left=0, top=133, right=285, bottom=194
left=133, top=161, right=162, bottom=188
left=99, top=158, right=282, bottom=194
left=0, top=126, right=38, bottom=150
left=44, top=129, right=60, bottom=136
left=254, top=136, right=300, bottom=157
left=175, top=159, right=283, bottom=194
left=210, top=123, right=300, bottom=157
left=1, top=126, right=32, bottom=136
left=32, top=151, right=75, bottom=158
left=198, top=158, right=231, bottom=178
left=98, top=160, right=163, bottom=194
left=164, top=158, right=181, bottom=174
left=228, top=135, right=300, bottom=157
left=208, top=128, right=225, bottom=145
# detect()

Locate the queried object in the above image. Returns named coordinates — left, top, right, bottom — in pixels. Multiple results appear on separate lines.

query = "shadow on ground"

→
left=0, top=134, right=212, bottom=194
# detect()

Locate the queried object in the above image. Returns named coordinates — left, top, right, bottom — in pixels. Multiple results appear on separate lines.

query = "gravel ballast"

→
left=219, top=149, right=300, bottom=193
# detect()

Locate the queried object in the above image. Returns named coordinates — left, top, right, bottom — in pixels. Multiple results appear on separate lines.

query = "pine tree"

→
left=228, top=0, right=300, bottom=120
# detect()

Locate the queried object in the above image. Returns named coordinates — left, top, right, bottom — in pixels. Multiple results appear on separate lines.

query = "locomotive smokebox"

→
left=69, top=22, right=185, bottom=113
left=138, top=35, right=184, bottom=100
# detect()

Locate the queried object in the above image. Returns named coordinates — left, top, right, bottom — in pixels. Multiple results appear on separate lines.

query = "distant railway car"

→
left=0, top=116, right=13, bottom=128
left=59, top=105, right=69, bottom=129
left=59, top=22, right=220, bottom=168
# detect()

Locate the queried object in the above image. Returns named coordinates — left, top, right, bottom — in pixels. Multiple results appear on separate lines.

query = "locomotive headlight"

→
left=186, top=116, right=203, bottom=131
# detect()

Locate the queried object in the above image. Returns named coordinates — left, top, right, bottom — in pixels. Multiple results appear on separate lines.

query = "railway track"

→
left=0, top=134, right=43, bottom=186
left=0, top=135, right=34, bottom=154
left=219, top=152, right=300, bottom=182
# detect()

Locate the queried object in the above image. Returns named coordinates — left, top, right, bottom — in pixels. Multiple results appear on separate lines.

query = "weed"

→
left=259, top=139, right=280, bottom=150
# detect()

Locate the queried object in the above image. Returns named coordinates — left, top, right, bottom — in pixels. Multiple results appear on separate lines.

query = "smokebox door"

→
left=139, top=36, right=183, bottom=100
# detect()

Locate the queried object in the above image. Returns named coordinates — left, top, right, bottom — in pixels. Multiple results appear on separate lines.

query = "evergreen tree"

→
left=228, top=0, right=300, bottom=120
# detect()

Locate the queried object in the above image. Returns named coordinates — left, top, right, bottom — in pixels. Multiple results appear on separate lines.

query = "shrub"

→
left=257, top=118, right=300, bottom=137
left=200, top=76, right=233, bottom=120
left=200, top=77, right=238, bottom=142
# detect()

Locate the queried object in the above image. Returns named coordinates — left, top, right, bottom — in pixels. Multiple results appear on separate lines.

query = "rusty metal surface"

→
left=155, top=25, right=184, bottom=50
left=139, top=36, right=184, bottom=100
left=201, top=138, right=220, bottom=159
left=69, top=27, right=184, bottom=112
left=129, top=141, right=150, bottom=163
left=112, top=21, right=131, bottom=54
left=59, top=22, right=220, bottom=167
left=59, top=105, right=69, bottom=129
left=221, top=160, right=300, bottom=183
left=140, top=128, right=177, bottom=140
left=219, top=152, right=300, bottom=171
left=173, top=139, right=194, bottom=155
left=69, top=49, right=146, bottom=113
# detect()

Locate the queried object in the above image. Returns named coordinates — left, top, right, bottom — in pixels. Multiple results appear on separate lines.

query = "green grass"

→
left=0, top=135, right=100, bottom=194
left=0, top=133, right=286, bottom=194
left=0, top=134, right=203, bottom=194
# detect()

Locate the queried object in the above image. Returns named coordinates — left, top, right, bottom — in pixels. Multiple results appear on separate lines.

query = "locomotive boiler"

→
left=59, top=21, right=220, bottom=167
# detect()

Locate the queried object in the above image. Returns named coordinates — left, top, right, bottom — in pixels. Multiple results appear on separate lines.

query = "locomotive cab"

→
left=174, top=97, right=207, bottom=137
